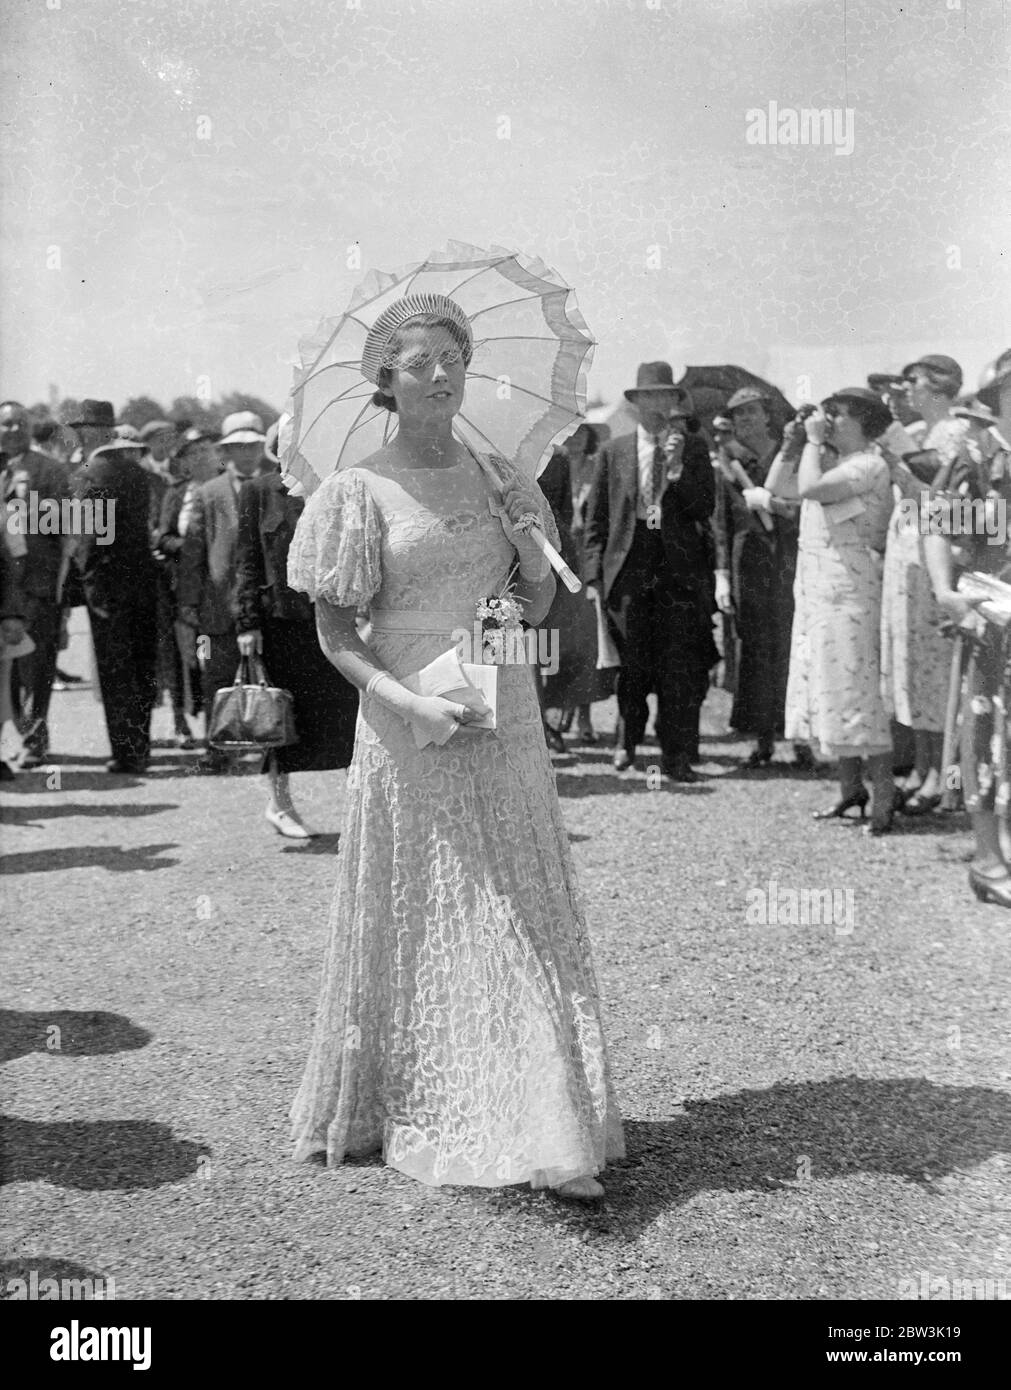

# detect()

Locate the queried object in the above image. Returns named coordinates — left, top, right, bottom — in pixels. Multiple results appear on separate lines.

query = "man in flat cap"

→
left=583, top=362, right=717, bottom=780
left=70, top=401, right=158, bottom=773
left=179, top=411, right=271, bottom=772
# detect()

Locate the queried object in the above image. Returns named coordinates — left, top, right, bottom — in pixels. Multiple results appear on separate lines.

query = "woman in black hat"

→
left=771, top=389, right=895, bottom=833
left=234, top=423, right=358, bottom=837
left=713, top=387, right=800, bottom=768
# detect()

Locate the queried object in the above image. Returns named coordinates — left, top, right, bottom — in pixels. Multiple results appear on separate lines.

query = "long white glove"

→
left=490, top=480, right=551, bottom=581
left=366, top=671, right=472, bottom=747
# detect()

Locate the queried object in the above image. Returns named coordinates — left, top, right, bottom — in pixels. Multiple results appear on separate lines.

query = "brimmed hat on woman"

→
left=901, top=354, right=963, bottom=396
left=821, top=387, right=893, bottom=439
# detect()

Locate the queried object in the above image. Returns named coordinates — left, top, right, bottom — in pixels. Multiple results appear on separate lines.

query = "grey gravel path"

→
left=2, top=661, right=1009, bottom=1301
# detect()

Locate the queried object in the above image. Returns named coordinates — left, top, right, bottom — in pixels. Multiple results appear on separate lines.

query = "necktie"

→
left=651, top=439, right=666, bottom=508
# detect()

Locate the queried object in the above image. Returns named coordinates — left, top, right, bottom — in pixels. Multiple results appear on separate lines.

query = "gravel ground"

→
left=2, top=635, right=1010, bottom=1301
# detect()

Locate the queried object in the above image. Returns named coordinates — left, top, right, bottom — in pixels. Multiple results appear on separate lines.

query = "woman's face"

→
left=384, top=326, right=467, bottom=423
left=904, top=369, right=944, bottom=415
left=826, top=402, right=866, bottom=453
left=731, top=400, right=771, bottom=449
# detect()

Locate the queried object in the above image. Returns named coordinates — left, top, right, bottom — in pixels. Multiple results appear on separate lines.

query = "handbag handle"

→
left=233, top=653, right=270, bottom=688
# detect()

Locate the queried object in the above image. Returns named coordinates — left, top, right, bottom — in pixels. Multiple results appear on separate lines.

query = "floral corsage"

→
left=475, top=587, right=524, bottom=664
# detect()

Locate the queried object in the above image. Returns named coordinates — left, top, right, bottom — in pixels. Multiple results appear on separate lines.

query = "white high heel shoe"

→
left=265, top=804, right=314, bottom=839
left=551, top=1175, right=604, bottom=1201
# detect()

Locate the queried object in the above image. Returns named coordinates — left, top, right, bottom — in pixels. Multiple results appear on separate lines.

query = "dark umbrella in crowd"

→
left=675, top=365, right=795, bottom=437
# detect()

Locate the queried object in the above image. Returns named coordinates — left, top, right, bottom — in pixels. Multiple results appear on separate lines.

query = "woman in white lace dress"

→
left=286, top=295, right=625, bottom=1200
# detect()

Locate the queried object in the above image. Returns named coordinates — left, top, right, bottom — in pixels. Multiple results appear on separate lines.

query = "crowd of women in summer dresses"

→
left=546, top=349, right=1011, bottom=894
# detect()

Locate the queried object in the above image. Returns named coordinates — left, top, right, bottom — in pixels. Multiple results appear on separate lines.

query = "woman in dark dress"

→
left=712, top=387, right=801, bottom=767
left=235, top=429, right=358, bottom=839
left=538, top=425, right=615, bottom=749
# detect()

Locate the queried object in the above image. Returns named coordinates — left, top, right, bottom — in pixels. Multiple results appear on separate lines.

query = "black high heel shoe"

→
left=813, top=789, right=869, bottom=821
left=743, top=739, right=774, bottom=769
left=968, top=866, right=1011, bottom=907
left=544, top=724, right=565, bottom=753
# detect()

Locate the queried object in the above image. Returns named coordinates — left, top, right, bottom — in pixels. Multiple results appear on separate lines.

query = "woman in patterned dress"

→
left=286, top=296, right=625, bottom=1199
left=770, top=389, right=895, bottom=834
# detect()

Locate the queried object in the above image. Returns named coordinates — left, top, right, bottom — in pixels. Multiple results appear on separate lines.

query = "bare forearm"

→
left=923, top=533, right=956, bottom=600
left=315, top=598, right=387, bottom=690
left=765, top=447, right=800, bottom=499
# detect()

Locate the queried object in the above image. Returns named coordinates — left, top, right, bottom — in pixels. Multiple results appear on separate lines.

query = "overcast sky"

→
left=2, top=0, right=1008, bottom=415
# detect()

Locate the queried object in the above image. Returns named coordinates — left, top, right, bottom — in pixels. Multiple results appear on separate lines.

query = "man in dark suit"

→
left=70, top=400, right=158, bottom=773
left=0, top=401, right=75, bottom=767
left=583, top=362, right=717, bottom=780
left=179, top=411, right=270, bottom=773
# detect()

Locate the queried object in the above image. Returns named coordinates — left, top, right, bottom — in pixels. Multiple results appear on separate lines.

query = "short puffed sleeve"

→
left=286, top=468, right=383, bottom=607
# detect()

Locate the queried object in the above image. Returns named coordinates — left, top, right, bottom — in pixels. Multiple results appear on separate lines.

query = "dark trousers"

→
left=607, top=522, right=713, bottom=764
left=14, top=595, right=60, bottom=753
left=89, top=591, right=158, bottom=765
left=199, top=626, right=240, bottom=751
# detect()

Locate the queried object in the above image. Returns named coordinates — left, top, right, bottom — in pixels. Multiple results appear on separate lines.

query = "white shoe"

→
left=551, top=1175, right=604, bottom=1201
left=265, top=805, right=314, bottom=839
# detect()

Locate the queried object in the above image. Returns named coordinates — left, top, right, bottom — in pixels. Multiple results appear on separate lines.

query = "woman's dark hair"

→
left=834, top=396, right=893, bottom=441
left=371, top=313, right=473, bottom=412
left=32, top=418, right=58, bottom=443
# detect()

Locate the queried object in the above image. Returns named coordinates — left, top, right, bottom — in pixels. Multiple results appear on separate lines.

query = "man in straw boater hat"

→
left=179, top=410, right=271, bottom=773
left=583, top=361, right=718, bottom=780
left=68, top=400, right=159, bottom=773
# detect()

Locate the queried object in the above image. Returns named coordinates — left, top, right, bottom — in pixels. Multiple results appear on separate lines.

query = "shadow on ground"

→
left=0, top=1008, right=151, bottom=1063
left=0, top=803, right=177, bottom=825
left=0, top=844, right=179, bottom=874
left=484, top=1075, right=1011, bottom=1235
left=0, top=1117, right=210, bottom=1190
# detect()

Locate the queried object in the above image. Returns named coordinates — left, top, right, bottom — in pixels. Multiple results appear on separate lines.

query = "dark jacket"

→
left=1, top=449, right=72, bottom=602
left=582, top=430, right=716, bottom=598
left=234, top=471, right=313, bottom=633
left=73, top=450, right=156, bottom=611
left=1, top=537, right=25, bottom=621
left=178, top=470, right=247, bottom=634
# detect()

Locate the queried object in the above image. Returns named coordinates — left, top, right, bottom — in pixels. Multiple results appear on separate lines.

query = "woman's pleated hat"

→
left=360, top=293, right=473, bottom=384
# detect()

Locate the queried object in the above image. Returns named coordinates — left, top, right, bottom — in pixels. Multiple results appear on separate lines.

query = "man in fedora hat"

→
left=70, top=402, right=159, bottom=773
left=0, top=400, right=75, bottom=767
left=179, top=410, right=271, bottom=772
left=583, top=362, right=717, bottom=780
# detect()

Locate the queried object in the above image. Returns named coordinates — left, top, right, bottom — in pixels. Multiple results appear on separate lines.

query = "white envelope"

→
left=400, top=647, right=497, bottom=748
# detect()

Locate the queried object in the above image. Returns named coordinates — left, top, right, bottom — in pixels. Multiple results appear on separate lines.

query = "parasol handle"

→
left=529, top=525, right=582, bottom=593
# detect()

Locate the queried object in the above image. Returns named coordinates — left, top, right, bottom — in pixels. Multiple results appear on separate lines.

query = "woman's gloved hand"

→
left=492, top=479, right=550, bottom=580
left=742, top=485, right=772, bottom=513
left=366, top=671, right=485, bottom=746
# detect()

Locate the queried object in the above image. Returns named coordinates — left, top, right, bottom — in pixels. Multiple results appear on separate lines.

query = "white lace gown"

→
left=286, top=448, right=626, bottom=1188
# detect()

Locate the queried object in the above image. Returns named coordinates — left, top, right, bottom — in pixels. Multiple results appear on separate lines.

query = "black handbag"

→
left=208, top=653, right=298, bottom=751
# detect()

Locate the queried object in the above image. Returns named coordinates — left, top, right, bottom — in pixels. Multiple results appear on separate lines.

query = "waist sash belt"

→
left=368, top=608, right=475, bottom=635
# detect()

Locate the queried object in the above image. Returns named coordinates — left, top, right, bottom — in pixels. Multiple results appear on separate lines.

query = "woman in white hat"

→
left=285, top=294, right=624, bottom=1199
